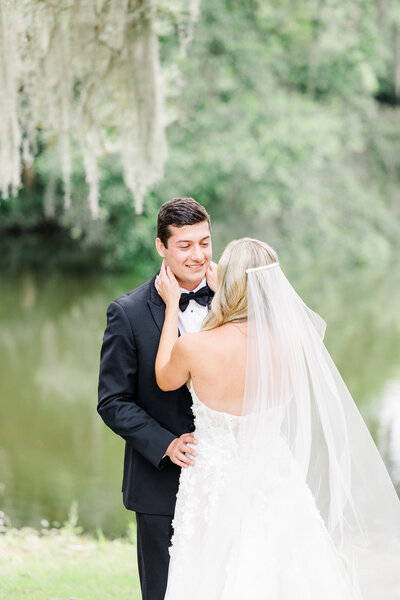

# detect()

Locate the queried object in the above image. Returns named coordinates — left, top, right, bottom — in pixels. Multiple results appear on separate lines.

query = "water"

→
left=0, top=272, right=137, bottom=538
left=0, top=266, right=399, bottom=537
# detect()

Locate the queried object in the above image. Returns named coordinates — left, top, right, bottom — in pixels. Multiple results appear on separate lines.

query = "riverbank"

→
left=0, top=513, right=140, bottom=600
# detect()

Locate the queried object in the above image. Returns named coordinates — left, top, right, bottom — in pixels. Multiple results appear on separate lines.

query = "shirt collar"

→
left=179, top=276, right=207, bottom=294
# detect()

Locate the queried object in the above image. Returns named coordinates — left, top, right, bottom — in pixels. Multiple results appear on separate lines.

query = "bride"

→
left=154, top=238, right=400, bottom=600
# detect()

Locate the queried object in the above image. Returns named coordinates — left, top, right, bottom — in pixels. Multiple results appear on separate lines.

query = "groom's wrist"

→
left=164, top=438, right=176, bottom=459
left=155, top=431, right=177, bottom=470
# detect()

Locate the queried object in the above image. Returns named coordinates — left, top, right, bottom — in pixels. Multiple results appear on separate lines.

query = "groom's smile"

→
left=186, top=262, right=205, bottom=271
left=156, top=221, right=212, bottom=291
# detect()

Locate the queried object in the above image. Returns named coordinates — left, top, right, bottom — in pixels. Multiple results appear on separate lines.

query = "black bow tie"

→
left=179, top=285, right=214, bottom=312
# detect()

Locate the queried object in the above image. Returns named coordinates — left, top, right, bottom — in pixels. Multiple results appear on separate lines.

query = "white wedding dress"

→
left=164, top=382, right=363, bottom=600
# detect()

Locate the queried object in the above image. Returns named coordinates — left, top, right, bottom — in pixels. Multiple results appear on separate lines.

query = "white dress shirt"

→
left=178, top=277, right=209, bottom=334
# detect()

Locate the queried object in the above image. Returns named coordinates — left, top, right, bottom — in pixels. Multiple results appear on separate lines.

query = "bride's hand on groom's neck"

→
left=206, top=261, right=218, bottom=293
left=155, top=260, right=181, bottom=308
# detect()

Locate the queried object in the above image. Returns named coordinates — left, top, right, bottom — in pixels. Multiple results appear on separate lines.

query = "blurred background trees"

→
left=0, top=0, right=398, bottom=277
left=0, top=0, right=202, bottom=217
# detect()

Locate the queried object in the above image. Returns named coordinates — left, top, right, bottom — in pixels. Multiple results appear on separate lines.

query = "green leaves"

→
left=0, top=0, right=399, bottom=277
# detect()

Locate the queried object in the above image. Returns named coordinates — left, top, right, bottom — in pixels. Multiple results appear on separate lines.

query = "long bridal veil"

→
left=239, top=263, right=400, bottom=599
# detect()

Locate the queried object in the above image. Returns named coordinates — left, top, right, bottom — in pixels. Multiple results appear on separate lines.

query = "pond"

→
left=0, top=265, right=399, bottom=537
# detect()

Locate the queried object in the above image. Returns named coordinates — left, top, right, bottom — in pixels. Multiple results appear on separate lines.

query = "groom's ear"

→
left=155, top=237, right=166, bottom=259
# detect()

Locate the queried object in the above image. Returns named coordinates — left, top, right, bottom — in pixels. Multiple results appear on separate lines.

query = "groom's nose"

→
left=190, top=244, right=204, bottom=261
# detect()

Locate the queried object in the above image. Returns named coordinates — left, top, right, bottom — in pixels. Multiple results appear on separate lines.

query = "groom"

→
left=97, top=197, right=215, bottom=600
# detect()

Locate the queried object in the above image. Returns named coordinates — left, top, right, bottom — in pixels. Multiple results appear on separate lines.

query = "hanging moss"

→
left=0, top=0, right=200, bottom=215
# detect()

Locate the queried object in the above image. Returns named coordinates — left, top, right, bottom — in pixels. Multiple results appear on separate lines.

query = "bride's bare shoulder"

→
left=178, top=322, right=242, bottom=349
left=177, top=329, right=214, bottom=350
left=179, top=330, right=207, bottom=344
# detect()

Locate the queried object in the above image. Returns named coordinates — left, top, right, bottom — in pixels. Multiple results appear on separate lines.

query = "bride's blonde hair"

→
left=202, top=237, right=278, bottom=331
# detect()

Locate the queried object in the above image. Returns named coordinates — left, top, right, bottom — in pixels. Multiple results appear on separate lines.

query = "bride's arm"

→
left=155, top=261, right=191, bottom=391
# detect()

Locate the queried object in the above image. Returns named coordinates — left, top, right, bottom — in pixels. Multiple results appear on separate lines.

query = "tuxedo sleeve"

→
left=97, top=300, right=176, bottom=469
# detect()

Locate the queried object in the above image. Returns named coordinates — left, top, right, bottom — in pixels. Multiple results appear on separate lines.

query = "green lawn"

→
left=0, top=525, right=141, bottom=600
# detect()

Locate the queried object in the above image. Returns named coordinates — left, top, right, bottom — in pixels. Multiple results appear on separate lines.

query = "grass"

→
left=0, top=507, right=141, bottom=600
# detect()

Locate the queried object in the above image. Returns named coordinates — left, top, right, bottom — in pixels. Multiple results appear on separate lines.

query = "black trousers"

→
left=136, top=513, right=173, bottom=600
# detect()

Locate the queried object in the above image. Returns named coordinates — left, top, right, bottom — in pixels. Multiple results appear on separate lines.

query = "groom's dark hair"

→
left=157, top=197, right=211, bottom=247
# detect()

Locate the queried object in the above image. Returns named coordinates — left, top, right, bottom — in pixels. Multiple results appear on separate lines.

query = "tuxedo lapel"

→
left=147, top=300, right=165, bottom=334
left=148, top=274, right=166, bottom=334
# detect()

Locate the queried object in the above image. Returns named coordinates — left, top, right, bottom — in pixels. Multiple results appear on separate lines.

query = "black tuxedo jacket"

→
left=97, top=274, right=195, bottom=515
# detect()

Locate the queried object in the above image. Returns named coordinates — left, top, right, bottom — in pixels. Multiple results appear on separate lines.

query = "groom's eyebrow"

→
left=176, top=235, right=211, bottom=243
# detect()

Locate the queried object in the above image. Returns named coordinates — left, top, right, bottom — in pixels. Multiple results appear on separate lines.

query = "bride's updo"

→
left=202, top=237, right=278, bottom=331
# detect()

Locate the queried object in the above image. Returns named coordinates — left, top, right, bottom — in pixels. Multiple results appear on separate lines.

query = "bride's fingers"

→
left=161, top=261, right=173, bottom=283
left=157, top=260, right=165, bottom=278
left=157, top=266, right=169, bottom=287
left=166, top=265, right=178, bottom=284
left=164, top=261, right=172, bottom=278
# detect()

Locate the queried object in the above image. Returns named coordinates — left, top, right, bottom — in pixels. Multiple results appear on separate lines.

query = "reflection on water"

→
left=0, top=264, right=399, bottom=536
left=0, top=271, right=139, bottom=537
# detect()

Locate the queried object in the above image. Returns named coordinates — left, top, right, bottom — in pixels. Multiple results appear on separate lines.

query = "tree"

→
left=0, top=0, right=200, bottom=215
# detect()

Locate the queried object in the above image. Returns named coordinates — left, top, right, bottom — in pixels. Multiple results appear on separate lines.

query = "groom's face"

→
left=156, top=221, right=212, bottom=290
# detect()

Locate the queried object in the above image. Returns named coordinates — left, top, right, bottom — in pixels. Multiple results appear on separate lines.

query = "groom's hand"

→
left=166, top=433, right=198, bottom=468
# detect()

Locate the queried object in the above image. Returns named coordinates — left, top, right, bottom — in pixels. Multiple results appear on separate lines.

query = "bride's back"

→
left=185, top=322, right=247, bottom=416
left=184, top=237, right=278, bottom=415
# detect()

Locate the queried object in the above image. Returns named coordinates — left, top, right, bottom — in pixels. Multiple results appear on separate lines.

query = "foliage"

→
left=0, top=0, right=399, bottom=276
left=0, top=0, right=200, bottom=215
left=156, top=0, right=400, bottom=274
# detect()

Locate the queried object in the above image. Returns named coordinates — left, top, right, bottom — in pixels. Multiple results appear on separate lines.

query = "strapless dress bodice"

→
left=189, top=382, right=241, bottom=451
